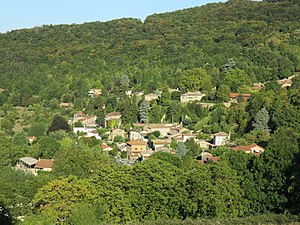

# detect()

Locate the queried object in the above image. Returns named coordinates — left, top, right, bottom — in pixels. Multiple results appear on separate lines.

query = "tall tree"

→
left=139, top=100, right=150, bottom=123
left=47, top=114, right=70, bottom=134
left=252, top=107, right=270, bottom=132
left=178, top=68, right=212, bottom=92
left=216, top=84, right=231, bottom=102
left=176, top=142, right=187, bottom=158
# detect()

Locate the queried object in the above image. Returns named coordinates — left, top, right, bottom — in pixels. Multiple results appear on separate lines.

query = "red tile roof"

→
left=106, top=112, right=122, bottom=117
left=230, top=93, right=239, bottom=98
left=101, top=144, right=113, bottom=150
left=230, top=93, right=252, bottom=98
left=231, top=144, right=264, bottom=153
left=35, top=159, right=54, bottom=169
left=127, top=140, right=147, bottom=146
left=214, top=132, right=229, bottom=137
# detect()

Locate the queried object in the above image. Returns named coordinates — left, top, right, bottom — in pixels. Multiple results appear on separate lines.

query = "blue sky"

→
left=0, top=0, right=224, bottom=33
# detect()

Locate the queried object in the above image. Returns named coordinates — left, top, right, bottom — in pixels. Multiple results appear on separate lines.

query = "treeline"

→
left=0, top=1, right=299, bottom=106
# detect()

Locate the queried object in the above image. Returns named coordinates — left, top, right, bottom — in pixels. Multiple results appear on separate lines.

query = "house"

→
left=18, top=157, right=54, bottom=175
left=71, top=112, right=85, bottom=124
left=199, top=152, right=220, bottom=164
left=171, top=135, right=184, bottom=142
left=79, top=116, right=97, bottom=128
left=173, top=126, right=189, bottom=134
left=73, top=126, right=95, bottom=134
left=213, top=132, right=230, bottom=146
left=135, top=91, right=144, bottom=97
left=88, top=89, right=102, bottom=97
left=230, top=93, right=251, bottom=103
left=231, top=144, right=265, bottom=155
left=168, top=131, right=182, bottom=140
left=251, top=83, right=264, bottom=91
left=155, top=147, right=176, bottom=154
left=127, top=140, right=148, bottom=160
left=277, top=75, right=296, bottom=88
left=182, top=133, right=196, bottom=142
left=18, top=157, right=38, bottom=170
left=168, top=88, right=180, bottom=93
left=109, top=128, right=126, bottom=141
left=81, top=130, right=101, bottom=140
left=144, top=123, right=175, bottom=137
left=35, top=159, right=54, bottom=172
left=118, top=143, right=127, bottom=152
left=180, top=91, right=206, bottom=103
left=72, top=112, right=97, bottom=128
left=129, top=130, right=143, bottom=140
left=152, top=139, right=171, bottom=150
left=140, top=149, right=155, bottom=159
left=105, top=112, right=122, bottom=128
left=132, top=123, right=147, bottom=130
left=144, top=93, right=159, bottom=102
left=198, top=102, right=216, bottom=109
left=101, top=143, right=113, bottom=151
left=59, top=102, right=73, bottom=108
left=195, top=139, right=212, bottom=150
left=27, top=136, right=37, bottom=144
left=125, top=90, right=133, bottom=97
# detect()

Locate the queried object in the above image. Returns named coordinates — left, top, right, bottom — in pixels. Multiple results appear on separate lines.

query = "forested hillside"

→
left=0, top=0, right=299, bottom=104
left=0, top=0, right=300, bottom=224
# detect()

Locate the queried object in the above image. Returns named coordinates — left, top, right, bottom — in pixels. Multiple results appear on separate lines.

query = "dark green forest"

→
left=0, top=0, right=299, bottom=103
left=0, top=0, right=300, bottom=224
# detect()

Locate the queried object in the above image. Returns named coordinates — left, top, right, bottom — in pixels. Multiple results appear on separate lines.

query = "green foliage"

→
left=67, top=203, right=100, bottom=225
left=27, top=122, right=46, bottom=137
left=114, top=135, right=124, bottom=143
left=184, top=162, right=246, bottom=218
left=150, top=130, right=161, bottom=138
left=74, top=120, right=84, bottom=127
left=216, top=84, right=231, bottom=102
left=32, top=176, right=94, bottom=223
left=0, top=137, right=23, bottom=166
left=53, top=144, right=107, bottom=178
left=132, top=158, right=186, bottom=221
left=0, top=202, right=13, bottom=225
left=185, top=138, right=201, bottom=158
left=150, top=152, right=184, bottom=168
left=258, top=128, right=300, bottom=212
left=209, top=147, right=231, bottom=157
left=36, top=136, right=61, bottom=158
left=224, top=69, right=253, bottom=91
left=0, top=167, right=51, bottom=218
left=178, top=68, right=212, bottom=92
left=12, top=131, right=28, bottom=148
left=89, top=164, right=136, bottom=223
left=120, top=150, right=127, bottom=159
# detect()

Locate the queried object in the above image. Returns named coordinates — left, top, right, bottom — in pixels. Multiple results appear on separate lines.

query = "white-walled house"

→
left=213, top=132, right=230, bottom=146
left=180, top=91, right=205, bottom=103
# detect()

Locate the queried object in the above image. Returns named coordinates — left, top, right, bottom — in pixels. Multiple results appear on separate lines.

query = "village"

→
left=15, top=80, right=282, bottom=174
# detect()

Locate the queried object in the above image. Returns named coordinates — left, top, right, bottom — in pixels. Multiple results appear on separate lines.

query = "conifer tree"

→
left=176, top=142, right=187, bottom=158
left=139, top=100, right=150, bottom=123
left=252, top=107, right=270, bottom=132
